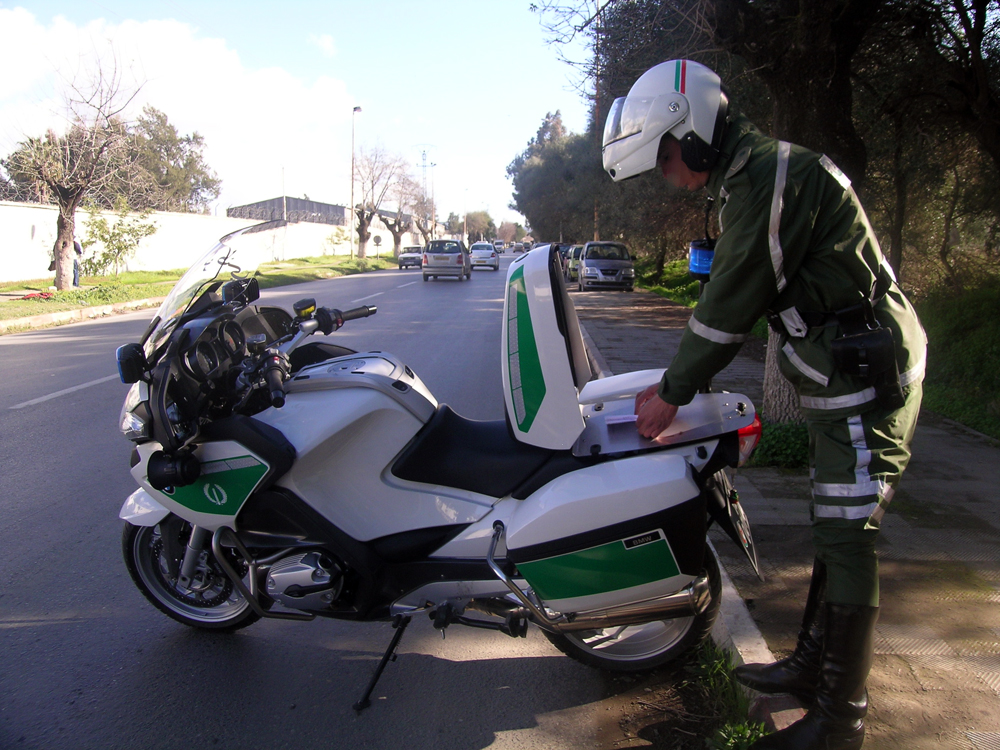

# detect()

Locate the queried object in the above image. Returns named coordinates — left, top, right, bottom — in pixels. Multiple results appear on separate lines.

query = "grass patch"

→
left=684, top=641, right=768, bottom=749
left=917, top=278, right=1000, bottom=441
left=0, top=255, right=393, bottom=325
left=636, top=258, right=702, bottom=307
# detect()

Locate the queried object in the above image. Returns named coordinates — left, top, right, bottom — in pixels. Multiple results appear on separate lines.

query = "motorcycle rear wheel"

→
left=542, top=545, right=721, bottom=672
left=122, top=518, right=260, bottom=632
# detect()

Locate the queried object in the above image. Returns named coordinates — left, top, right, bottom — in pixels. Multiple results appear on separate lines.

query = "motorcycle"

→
left=115, top=221, right=762, bottom=711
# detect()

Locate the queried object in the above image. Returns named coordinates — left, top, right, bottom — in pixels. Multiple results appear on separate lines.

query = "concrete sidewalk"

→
left=574, top=288, right=1000, bottom=750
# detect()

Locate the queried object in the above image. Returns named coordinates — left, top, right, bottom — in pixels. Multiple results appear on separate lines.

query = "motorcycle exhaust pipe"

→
left=547, top=574, right=711, bottom=633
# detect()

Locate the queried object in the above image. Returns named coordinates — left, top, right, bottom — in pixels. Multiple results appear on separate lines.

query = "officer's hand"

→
left=635, top=385, right=679, bottom=439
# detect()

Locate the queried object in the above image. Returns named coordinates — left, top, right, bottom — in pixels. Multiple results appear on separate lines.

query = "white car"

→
left=398, top=246, right=423, bottom=269
left=469, top=242, right=500, bottom=271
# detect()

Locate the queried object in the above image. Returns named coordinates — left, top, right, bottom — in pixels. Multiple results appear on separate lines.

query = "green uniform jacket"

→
left=659, top=115, right=927, bottom=419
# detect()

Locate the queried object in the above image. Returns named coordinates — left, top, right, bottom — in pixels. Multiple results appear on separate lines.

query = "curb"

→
left=0, top=297, right=165, bottom=335
left=580, top=321, right=798, bottom=732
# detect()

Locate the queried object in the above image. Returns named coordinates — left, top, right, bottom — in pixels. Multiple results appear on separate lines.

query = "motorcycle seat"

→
left=391, top=404, right=554, bottom=498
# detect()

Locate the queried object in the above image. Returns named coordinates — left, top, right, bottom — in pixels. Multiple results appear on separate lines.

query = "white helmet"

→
left=602, top=59, right=729, bottom=181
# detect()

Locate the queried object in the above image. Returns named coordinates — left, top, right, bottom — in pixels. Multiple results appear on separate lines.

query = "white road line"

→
left=396, top=282, right=417, bottom=288
left=9, top=374, right=120, bottom=410
left=350, top=292, right=384, bottom=304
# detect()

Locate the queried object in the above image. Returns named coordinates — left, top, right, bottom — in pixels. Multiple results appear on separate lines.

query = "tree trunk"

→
left=54, top=206, right=76, bottom=291
left=762, top=330, right=803, bottom=423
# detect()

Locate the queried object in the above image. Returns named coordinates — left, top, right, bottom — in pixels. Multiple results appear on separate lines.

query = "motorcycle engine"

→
left=265, top=551, right=343, bottom=611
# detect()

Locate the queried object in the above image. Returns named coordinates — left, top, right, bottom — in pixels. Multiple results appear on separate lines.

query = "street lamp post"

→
left=350, top=106, right=361, bottom=259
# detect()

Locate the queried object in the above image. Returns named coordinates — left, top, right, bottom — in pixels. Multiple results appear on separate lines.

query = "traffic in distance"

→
left=398, top=239, right=634, bottom=292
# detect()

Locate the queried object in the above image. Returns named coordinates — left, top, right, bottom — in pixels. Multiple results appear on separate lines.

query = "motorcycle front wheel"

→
left=122, top=517, right=260, bottom=632
left=542, top=545, right=721, bottom=672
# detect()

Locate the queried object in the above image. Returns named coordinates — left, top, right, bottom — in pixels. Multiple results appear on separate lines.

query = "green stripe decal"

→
left=675, top=60, right=682, bottom=92
left=516, top=531, right=681, bottom=602
left=163, top=456, right=268, bottom=515
left=506, top=265, right=546, bottom=431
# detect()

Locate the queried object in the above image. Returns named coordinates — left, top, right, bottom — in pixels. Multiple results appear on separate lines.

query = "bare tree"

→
left=2, top=59, right=144, bottom=290
left=353, top=146, right=407, bottom=259
left=411, top=189, right=436, bottom=245
left=379, top=174, right=420, bottom=257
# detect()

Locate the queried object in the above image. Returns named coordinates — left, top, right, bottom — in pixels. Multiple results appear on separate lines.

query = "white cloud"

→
left=308, top=33, right=336, bottom=59
left=0, top=10, right=356, bottom=213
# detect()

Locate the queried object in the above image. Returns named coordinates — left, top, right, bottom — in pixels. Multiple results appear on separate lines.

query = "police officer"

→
left=603, top=60, right=926, bottom=750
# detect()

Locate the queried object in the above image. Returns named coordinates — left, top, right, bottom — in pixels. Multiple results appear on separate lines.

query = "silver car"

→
left=469, top=242, right=500, bottom=271
left=422, top=239, right=472, bottom=281
left=577, top=241, right=635, bottom=292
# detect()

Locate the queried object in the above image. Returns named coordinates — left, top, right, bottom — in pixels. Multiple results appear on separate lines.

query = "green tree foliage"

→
left=464, top=210, right=497, bottom=243
left=133, top=106, right=221, bottom=213
left=80, top=197, right=158, bottom=277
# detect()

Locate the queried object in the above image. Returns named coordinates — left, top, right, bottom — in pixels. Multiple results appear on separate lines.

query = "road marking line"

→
left=350, top=292, right=384, bottom=304
left=396, top=282, right=417, bottom=288
left=9, top=374, right=120, bottom=410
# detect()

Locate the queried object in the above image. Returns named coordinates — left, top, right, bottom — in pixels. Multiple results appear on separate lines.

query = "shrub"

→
left=748, top=418, right=810, bottom=468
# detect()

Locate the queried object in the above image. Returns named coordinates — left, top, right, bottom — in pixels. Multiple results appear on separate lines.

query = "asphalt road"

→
left=0, top=255, right=625, bottom=750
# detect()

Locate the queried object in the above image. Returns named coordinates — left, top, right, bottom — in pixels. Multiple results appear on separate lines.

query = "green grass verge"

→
left=636, top=258, right=701, bottom=307
left=0, top=255, right=395, bottom=324
left=685, top=641, right=768, bottom=749
left=916, top=278, right=1000, bottom=441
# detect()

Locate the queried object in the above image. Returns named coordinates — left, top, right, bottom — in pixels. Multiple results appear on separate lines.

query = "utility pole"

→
left=351, top=106, right=361, bottom=259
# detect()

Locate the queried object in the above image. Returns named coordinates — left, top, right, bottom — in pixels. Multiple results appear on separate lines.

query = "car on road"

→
left=493, top=240, right=505, bottom=253
left=512, top=242, right=524, bottom=253
left=398, top=246, right=423, bottom=269
left=576, top=241, right=635, bottom=292
left=563, top=244, right=585, bottom=281
left=469, top=242, right=500, bottom=271
left=422, top=239, right=472, bottom=281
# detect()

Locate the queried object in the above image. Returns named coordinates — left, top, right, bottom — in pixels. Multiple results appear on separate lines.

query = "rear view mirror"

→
left=222, top=277, right=260, bottom=305
left=117, top=343, right=148, bottom=384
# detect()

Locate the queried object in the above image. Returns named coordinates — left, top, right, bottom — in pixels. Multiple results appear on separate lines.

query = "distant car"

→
left=563, top=244, right=585, bottom=282
left=398, top=246, right=423, bottom=269
left=469, top=242, right=500, bottom=271
left=577, top=241, right=634, bottom=292
left=422, top=239, right=472, bottom=281
left=493, top=240, right=505, bottom=254
left=512, top=242, right=524, bottom=253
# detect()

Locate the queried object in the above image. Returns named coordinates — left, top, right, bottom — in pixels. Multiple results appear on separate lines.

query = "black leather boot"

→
left=734, top=558, right=826, bottom=703
left=748, top=603, right=879, bottom=750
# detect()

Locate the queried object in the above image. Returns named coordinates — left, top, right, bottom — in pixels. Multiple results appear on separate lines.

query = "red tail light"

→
left=456, top=254, right=464, bottom=264
left=737, top=414, right=762, bottom=466
left=422, top=253, right=428, bottom=265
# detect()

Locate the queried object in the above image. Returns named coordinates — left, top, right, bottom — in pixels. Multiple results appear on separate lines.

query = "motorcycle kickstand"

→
left=353, top=614, right=411, bottom=713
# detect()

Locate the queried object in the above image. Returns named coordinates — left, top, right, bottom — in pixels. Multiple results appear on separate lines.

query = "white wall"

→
left=0, top=201, right=425, bottom=284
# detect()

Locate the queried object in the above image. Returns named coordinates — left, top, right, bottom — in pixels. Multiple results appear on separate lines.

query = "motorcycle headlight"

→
left=119, top=381, right=152, bottom=442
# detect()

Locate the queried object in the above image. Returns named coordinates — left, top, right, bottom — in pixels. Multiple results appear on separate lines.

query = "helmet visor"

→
left=603, top=96, right=655, bottom=148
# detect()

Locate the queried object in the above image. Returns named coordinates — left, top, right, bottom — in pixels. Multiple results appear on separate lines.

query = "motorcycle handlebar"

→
left=338, top=304, right=378, bottom=322
left=263, top=353, right=288, bottom=408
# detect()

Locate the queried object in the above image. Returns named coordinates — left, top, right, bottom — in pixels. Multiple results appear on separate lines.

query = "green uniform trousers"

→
left=808, top=381, right=923, bottom=608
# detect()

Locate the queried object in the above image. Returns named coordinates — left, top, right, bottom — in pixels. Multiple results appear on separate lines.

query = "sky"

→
left=0, top=1, right=595, bottom=228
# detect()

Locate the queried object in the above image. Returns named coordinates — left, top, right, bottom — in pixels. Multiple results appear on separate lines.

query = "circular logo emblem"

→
left=204, top=483, right=228, bottom=506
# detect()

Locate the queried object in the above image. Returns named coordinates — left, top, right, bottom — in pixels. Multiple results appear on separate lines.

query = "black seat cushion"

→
left=391, top=405, right=553, bottom=498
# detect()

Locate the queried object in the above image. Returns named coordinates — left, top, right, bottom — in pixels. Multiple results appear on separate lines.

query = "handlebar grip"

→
left=263, top=358, right=286, bottom=408
left=340, top=305, right=377, bottom=322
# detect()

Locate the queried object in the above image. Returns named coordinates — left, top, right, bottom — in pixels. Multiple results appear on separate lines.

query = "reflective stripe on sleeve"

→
left=800, top=388, right=877, bottom=410
left=900, top=353, right=926, bottom=387
left=687, top=316, right=748, bottom=345
left=813, top=501, right=881, bottom=520
left=782, top=342, right=829, bottom=386
left=779, top=307, right=809, bottom=338
left=768, top=142, right=791, bottom=293
left=819, top=155, right=852, bottom=190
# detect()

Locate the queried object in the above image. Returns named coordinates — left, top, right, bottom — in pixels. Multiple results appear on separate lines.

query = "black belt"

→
left=770, top=268, right=892, bottom=334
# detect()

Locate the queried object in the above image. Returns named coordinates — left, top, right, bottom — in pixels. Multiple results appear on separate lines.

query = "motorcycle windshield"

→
left=144, top=220, right=285, bottom=359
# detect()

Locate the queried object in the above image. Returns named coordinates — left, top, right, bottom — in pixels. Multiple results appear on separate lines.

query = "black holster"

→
left=830, top=299, right=905, bottom=410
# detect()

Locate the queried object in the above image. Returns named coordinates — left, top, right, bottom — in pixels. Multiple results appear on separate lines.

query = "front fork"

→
left=177, top=525, right=212, bottom=589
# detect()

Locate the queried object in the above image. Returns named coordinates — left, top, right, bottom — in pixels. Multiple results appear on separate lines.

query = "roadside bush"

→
left=748, top=418, right=810, bottom=469
left=917, top=277, right=1000, bottom=439
left=637, top=258, right=701, bottom=306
